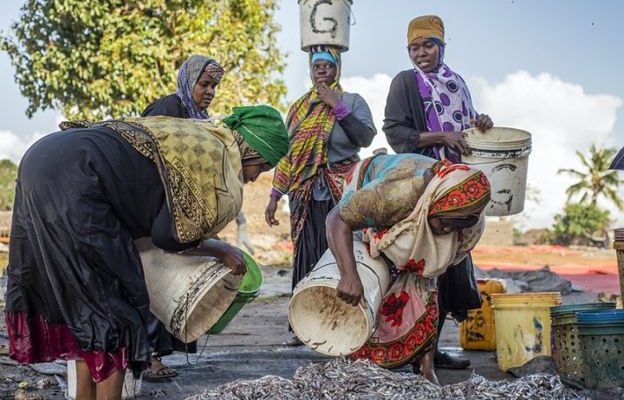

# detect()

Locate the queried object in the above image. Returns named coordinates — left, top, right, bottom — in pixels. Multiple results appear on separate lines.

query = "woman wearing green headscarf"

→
left=4, top=106, right=287, bottom=400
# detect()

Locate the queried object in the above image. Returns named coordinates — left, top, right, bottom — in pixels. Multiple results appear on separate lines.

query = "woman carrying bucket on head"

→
left=264, top=46, right=376, bottom=345
left=383, top=15, right=494, bottom=370
left=326, top=153, right=491, bottom=384
left=4, top=106, right=288, bottom=400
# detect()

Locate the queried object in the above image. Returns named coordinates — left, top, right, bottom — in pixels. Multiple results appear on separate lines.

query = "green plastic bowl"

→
left=209, top=252, right=263, bottom=334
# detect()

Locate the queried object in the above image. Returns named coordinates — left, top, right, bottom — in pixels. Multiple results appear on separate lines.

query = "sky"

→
left=0, top=1, right=623, bottom=230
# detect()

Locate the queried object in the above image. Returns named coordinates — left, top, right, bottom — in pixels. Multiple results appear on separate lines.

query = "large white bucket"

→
left=66, top=361, right=141, bottom=399
left=462, top=127, right=532, bottom=216
left=137, top=240, right=242, bottom=343
left=289, top=240, right=391, bottom=356
left=299, top=0, right=352, bottom=52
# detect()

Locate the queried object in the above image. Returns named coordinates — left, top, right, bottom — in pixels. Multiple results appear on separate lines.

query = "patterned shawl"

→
left=413, top=40, right=477, bottom=163
left=366, top=159, right=490, bottom=278
left=176, top=55, right=225, bottom=119
left=341, top=155, right=488, bottom=368
left=60, top=117, right=242, bottom=243
left=272, top=46, right=342, bottom=195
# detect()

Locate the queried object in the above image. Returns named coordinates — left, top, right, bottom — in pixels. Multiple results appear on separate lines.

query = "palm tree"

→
left=558, top=144, right=623, bottom=210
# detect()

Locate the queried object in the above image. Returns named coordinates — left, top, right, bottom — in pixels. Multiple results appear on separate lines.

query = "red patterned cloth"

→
left=351, top=273, right=439, bottom=368
left=6, top=312, right=127, bottom=383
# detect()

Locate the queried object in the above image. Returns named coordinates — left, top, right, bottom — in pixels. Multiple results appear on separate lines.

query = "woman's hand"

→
left=440, top=131, right=471, bottom=155
left=326, top=208, right=363, bottom=307
left=317, top=83, right=340, bottom=108
left=218, top=242, right=247, bottom=276
left=337, top=274, right=365, bottom=306
left=265, top=197, right=280, bottom=226
left=471, top=114, right=493, bottom=132
left=181, top=239, right=246, bottom=275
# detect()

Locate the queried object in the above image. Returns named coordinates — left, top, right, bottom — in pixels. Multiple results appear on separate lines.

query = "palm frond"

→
left=557, top=168, right=586, bottom=178
left=603, top=187, right=624, bottom=210
left=577, top=150, right=592, bottom=170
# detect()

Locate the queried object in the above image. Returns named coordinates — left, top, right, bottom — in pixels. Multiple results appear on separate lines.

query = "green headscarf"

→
left=223, top=105, right=288, bottom=167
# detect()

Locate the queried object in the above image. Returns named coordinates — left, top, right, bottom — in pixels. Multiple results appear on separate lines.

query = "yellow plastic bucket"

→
left=460, top=279, right=506, bottom=351
left=491, top=292, right=561, bottom=371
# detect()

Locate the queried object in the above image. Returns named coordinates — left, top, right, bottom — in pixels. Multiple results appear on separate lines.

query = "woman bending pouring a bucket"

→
left=4, top=106, right=288, bottom=399
left=326, top=154, right=491, bottom=384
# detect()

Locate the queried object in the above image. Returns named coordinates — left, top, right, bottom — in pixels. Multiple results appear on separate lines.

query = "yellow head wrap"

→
left=407, top=15, right=445, bottom=45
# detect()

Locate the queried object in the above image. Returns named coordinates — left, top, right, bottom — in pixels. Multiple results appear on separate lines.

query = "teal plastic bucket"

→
left=577, top=310, right=624, bottom=388
left=550, top=303, right=616, bottom=382
left=551, top=303, right=616, bottom=325
left=209, top=252, right=263, bottom=334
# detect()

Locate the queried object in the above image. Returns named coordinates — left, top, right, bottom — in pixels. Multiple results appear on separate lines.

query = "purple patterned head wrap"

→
left=176, top=55, right=224, bottom=119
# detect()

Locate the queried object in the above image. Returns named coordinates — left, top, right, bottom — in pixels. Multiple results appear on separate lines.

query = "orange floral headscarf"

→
left=428, top=160, right=491, bottom=218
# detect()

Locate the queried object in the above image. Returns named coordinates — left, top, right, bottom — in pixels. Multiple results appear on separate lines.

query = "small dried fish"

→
left=186, top=358, right=589, bottom=400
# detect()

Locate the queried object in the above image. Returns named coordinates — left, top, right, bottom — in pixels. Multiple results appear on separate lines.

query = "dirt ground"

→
left=2, top=261, right=623, bottom=400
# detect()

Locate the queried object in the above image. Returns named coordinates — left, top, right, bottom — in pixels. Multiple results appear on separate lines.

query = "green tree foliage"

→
left=558, top=144, right=623, bottom=210
left=551, top=202, right=611, bottom=246
left=0, top=0, right=287, bottom=120
left=0, top=159, right=17, bottom=211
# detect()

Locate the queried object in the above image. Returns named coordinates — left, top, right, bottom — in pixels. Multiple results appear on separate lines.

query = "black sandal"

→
left=143, top=357, right=177, bottom=382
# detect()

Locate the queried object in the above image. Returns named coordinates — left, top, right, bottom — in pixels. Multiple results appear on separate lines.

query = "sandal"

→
left=143, top=357, right=177, bottom=382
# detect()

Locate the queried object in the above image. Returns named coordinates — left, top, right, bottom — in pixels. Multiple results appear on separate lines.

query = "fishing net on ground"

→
left=185, top=358, right=588, bottom=400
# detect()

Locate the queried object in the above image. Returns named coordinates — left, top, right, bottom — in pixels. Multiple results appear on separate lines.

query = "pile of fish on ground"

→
left=186, top=359, right=587, bottom=400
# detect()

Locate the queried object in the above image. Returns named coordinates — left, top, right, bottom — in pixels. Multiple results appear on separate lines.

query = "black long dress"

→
left=5, top=127, right=198, bottom=381
left=141, top=94, right=199, bottom=355
left=383, top=69, right=482, bottom=322
left=142, top=94, right=189, bottom=119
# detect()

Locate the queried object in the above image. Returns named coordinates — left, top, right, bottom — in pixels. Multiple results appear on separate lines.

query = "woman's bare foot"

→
left=422, top=367, right=440, bottom=386
left=421, top=349, right=440, bottom=386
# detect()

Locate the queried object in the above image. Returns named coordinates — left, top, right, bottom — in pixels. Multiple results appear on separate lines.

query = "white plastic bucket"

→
left=462, top=127, right=532, bottom=216
left=137, top=239, right=242, bottom=343
left=299, top=0, right=352, bottom=52
left=66, top=360, right=141, bottom=399
left=289, top=240, right=391, bottom=356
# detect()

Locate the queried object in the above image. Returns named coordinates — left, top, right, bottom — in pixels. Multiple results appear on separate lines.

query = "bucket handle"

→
left=342, top=0, right=356, bottom=25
